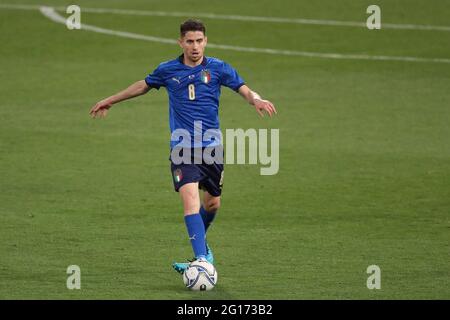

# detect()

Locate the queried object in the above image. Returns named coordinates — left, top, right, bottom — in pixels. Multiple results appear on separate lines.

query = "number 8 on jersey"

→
left=188, top=84, right=195, bottom=100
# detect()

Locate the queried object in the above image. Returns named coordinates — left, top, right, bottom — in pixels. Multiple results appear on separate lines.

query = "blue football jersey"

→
left=144, top=55, right=245, bottom=148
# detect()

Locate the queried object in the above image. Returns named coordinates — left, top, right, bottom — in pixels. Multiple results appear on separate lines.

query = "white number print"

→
left=188, top=84, right=196, bottom=100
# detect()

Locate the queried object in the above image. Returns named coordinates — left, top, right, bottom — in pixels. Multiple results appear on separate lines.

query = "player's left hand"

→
left=254, top=99, right=277, bottom=118
left=89, top=99, right=112, bottom=119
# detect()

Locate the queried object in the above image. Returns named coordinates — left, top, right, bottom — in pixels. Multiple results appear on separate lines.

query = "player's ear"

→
left=204, top=36, right=207, bottom=46
left=177, top=37, right=183, bottom=48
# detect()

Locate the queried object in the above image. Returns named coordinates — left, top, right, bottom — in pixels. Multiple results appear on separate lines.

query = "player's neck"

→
left=183, top=55, right=204, bottom=68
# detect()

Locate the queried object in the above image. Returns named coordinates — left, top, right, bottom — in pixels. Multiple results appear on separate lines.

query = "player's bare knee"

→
left=183, top=191, right=197, bottom=203
left=204, top=198, right=221, bottom=213
left=180, top=185, right=200, bottom=214
left=184, top=198, right=201, bottom=215
left=183, top=196, right=200, bottom=214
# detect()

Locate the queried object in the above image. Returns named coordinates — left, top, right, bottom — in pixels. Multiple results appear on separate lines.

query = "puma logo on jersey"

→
left=172, top=77, right=181, bottom=84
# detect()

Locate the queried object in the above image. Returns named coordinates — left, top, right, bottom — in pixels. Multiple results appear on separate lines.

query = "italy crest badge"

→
left=173, top=169, right=183, bottom=183
left=201, top=70, right=211, bottom=84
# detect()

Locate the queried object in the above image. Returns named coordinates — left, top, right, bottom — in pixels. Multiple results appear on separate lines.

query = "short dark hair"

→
left=180, top=19, right=206, bottom=37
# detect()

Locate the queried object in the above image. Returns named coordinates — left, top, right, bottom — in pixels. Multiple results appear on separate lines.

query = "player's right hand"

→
left=90, top=100, right=112, bottom=118
left=254, top=98, right=277, bottom=118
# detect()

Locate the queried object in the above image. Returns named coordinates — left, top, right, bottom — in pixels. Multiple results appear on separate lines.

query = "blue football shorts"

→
left=169, top=147, right=224, bottom=197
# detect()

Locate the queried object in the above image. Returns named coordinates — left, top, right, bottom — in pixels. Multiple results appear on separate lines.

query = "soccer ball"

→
left=183, top=259, right=218, bottom=291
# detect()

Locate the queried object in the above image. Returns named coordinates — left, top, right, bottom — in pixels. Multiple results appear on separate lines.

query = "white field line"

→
left=38, top=6, right=450, bottom=65
left=1, top=3, right=450, bottom=32
left=40, top=6, right=178, bottom=45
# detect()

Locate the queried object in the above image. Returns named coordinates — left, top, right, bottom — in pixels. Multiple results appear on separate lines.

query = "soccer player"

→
left=89, top=19, right=277, bottom=274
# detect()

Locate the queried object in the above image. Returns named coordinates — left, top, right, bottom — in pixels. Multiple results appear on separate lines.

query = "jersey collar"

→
left=177, top=54, right=208, bottom=67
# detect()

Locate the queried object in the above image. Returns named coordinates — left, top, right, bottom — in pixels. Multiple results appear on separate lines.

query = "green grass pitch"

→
left=0, top=0, right=449, bottom=299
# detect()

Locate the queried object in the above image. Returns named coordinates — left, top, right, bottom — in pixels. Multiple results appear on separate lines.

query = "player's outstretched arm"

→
left=89, top=80, right=150, bottom=118
left=238, top=85, right=277, bottom=118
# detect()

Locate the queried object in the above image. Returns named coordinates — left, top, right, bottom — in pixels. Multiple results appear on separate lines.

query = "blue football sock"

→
left=184, top=213, right=207, bottom=259
left=199, top=206, right=217, bottom=232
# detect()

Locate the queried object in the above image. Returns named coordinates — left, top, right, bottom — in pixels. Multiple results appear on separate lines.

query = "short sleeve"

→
left=144, top=64, right=166, bottom=90
left=220, top=62, right=245, bottom=92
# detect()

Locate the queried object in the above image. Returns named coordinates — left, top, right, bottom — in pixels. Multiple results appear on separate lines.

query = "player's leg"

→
left=179, top=182, right=207, bottom=259
left=200, top=191, right=220, bottom=264
left=173, top=182, right=208, bottom=274
left=198, top=157, right=223, bottom=231
left=200, top=191, right=220, bottom=232
left=198, top=149, right=223, bottom=265
left=180, top=182, right=201, bottom=215
left=172, top=182, right=211, bottom=273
